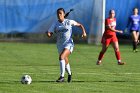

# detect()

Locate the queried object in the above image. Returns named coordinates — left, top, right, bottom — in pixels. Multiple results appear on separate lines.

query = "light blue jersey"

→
left=48, top=19, right=78, bottom=54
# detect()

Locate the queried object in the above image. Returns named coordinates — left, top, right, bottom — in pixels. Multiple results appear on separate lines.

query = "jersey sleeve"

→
left=69, top=20, right=78, bottom=26
left=48, top=22, right=56, bottom=33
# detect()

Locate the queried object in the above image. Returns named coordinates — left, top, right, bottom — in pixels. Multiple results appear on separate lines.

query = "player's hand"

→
left=82, top=33, right=87, bottom=39
left=119, top=30, right=123, bottom=34
left=47, top=32, right=53, bottom=38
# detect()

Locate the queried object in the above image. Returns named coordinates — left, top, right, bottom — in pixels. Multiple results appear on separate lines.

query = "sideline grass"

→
left=0, top=42, right=139, bottom=93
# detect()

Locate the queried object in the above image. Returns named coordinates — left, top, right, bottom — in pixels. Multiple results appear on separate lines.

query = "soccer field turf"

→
left=0, top=42, right=139, bottom=93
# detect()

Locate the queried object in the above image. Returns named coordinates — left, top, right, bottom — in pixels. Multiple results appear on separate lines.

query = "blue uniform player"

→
left=47, top=8, right=87, bottom=82
left=126, top=8, right=140, bottom=52
left=129, top=14, right=140, bottom=32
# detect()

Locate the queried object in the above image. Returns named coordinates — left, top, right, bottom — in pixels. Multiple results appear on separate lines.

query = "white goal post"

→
left=88, top=0, right=106, bottom=45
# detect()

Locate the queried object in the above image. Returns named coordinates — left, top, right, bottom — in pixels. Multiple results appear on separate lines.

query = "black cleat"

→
left=56, top=76, right=64, bottom=82
left=118, top=62, right=126, bottom=65
left=67, top=74, right=72, bottom=83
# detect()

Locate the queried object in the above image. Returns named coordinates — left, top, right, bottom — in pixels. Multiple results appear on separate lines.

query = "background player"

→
left=47, top=8, right=87, bottom=82
left=96, top=9, right=125, bottom=65
left=126, top=8, right=140, bottom=52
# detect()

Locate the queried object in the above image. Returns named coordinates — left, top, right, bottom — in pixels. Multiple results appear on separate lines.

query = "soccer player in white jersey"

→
left=47, top=8, right=87, bottom=82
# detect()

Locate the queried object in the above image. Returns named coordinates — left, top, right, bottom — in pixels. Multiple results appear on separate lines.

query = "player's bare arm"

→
left=106, top=26, right=123, bottom=33
left=75, top=23, right=87, bottom=38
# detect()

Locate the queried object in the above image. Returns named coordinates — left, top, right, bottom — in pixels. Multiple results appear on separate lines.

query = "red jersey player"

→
left=96, top=9, right=125, bottom=65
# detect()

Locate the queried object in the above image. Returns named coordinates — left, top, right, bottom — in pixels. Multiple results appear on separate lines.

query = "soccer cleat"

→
left=67, top=74, right=72, bottom=83
left=96, top=61, right=102, bottom=65
left=133, top=50, right=136, bottom=53
left=56, top=76, right=64, bottom=82
left=118, top=62, right=125, bottom=65
left=135, top=49, right=139, bottom=52
left=133, top=49, right=138, bottom=53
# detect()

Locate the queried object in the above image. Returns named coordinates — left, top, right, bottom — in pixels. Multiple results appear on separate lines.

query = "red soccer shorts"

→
left=101, top=35, right=118, bottom=46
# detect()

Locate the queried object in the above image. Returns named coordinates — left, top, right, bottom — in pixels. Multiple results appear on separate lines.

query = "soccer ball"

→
left=21, top=75, right=32, bottom=84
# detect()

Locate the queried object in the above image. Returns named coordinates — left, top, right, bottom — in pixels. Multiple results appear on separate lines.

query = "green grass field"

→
left=0, top=42, right=139, bottom=93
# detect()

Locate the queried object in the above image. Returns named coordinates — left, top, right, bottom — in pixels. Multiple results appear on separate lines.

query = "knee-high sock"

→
left=65, top=63, right=71, bottom=75
left=98, top=52, right=104, bottom=61
left=60, top=60, right=65, bottom=77
left=115, top=51, right=121, bottom=62
left=133, top=41, right=137, bottom=50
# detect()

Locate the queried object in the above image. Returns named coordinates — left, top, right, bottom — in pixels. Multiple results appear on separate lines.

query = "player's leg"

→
left=112, top=41, right=125, bottom=65
left=56, top=48, right=71, bottom=82
left=97, top=36, right=110, bottom=65
left=132, top=31, right=138, bottom=52
left=96, top=44, right=108, bottom=65
left=65, top=57, right=72, bottom=82
left=136, top=31, right=139, bottom=44
left=65, top=57, right=72, bottom=75
left=135, top=31, right=140, bottom=52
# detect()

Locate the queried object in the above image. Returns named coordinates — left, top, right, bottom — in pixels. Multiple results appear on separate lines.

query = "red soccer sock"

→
left=98, top=52, right=104, bottom=61
left=115, top=51, right=121, bottom=61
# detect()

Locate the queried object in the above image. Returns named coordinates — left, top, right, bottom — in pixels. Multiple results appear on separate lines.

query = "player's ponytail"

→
left=57, top=8, right=74, bottom=18
left=64, top=9, right=74, bottom=18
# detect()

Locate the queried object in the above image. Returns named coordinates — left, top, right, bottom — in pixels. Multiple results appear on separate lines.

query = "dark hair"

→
left=133, top=7, right=138, bottom=11
left=109, top=9, right=115, bottom=14
left=57, top=8, right=74, bottom=18
left=57, top=8, right=65, bottom=13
